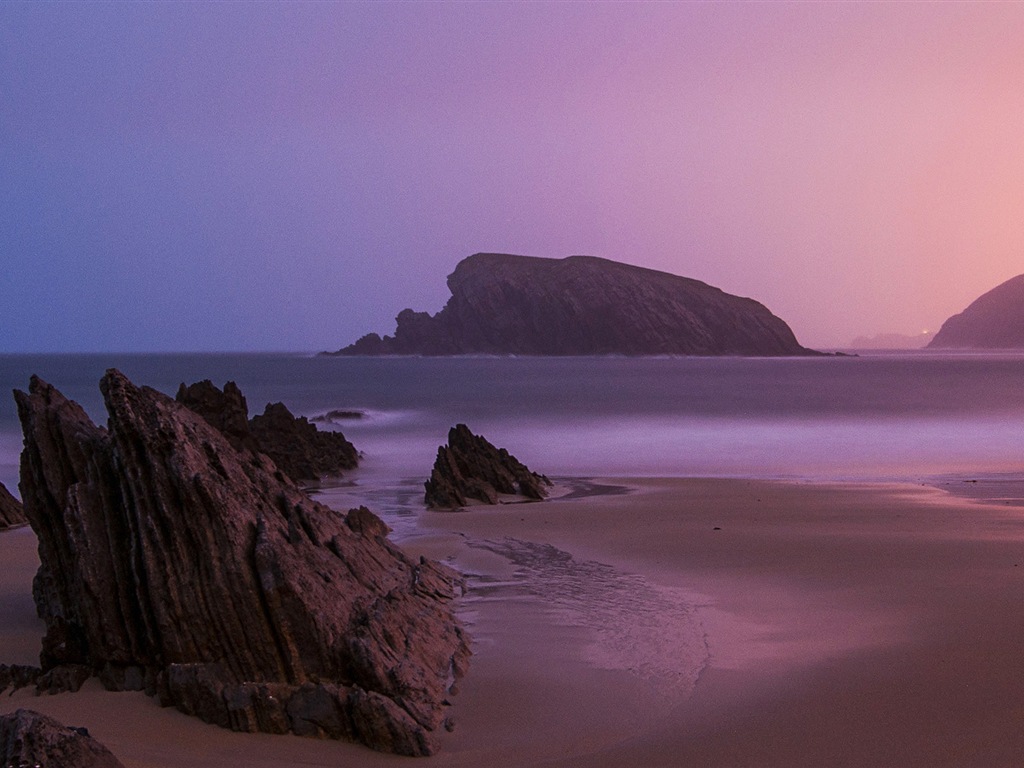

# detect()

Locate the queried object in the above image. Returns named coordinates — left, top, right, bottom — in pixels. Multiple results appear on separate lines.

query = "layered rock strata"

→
left=176, top=379, right=359, bottom=482
left=0, top=709, right=125, bottom=768
left=332, top=253, right=815, bottom=356
left=174, top=379, right=258, bottom=452
left=0, top=480, right=26, bottom=529
left=15, top=371, right=470, bottom=756
left=425, top=424, right=551, bottom=508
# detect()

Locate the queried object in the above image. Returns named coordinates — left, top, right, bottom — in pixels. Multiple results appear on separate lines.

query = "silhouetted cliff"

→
left=329, top=254, right=816, bottom=357
left=929, top=274, right=1024, bottom=349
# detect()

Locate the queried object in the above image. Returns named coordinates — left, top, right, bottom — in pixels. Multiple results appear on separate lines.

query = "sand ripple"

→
left=463, top=537, right=709, bottom=696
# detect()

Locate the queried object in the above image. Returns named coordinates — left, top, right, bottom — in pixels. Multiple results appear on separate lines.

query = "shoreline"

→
left=3, top=476, right=1024, bottom=765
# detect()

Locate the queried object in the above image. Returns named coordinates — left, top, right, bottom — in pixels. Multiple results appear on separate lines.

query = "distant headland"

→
left=326, top=253, right=817, bottom=357
left=929, top=273, right=1024, bottom=349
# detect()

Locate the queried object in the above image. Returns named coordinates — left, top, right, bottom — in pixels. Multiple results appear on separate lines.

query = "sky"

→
left=2, top=1, right=1024, bottom=353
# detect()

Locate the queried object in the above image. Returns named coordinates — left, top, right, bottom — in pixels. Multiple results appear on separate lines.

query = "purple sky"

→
left=3, top=2, right=1024, bottom=352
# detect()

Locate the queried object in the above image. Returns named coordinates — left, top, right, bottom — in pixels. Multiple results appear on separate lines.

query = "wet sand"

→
left=4, top=478, right=1024, bottom=766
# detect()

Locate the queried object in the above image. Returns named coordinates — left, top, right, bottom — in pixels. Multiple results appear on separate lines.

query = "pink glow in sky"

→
left=2, top=2, right=1023, bottom=351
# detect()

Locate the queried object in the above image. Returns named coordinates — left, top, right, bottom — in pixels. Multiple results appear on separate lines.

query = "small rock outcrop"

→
left=425, top=424, right=551, bottom=509
left=0, top=709, right=125, bottom=768
left=15, top=371, right=470, bottom=756
left=175, top=379, right=258, bottom=452
left=329, top=253, right=816, bottom=357
left=176, top=380, right=359, bottom=483
left=929, top=273, right=1024, bottom=348
left=0, top=664, right=42, bottom=695
left=249, top=402, right=359, bottom=483
left=0, top=481, right=26, bottom=529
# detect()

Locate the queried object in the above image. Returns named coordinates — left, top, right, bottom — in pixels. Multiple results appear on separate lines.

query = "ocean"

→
left=3, top=352, right=1024, bottom=529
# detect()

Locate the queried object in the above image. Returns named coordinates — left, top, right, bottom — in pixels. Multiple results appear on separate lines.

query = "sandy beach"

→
left=4, top=477, right=1024, bottom=767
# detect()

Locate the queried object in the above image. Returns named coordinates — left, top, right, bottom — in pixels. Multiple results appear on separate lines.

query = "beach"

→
left=4, top=477, right=1024, bottom=766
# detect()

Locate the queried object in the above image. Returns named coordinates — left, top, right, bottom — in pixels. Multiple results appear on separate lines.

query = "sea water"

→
left=3, top=352, right=1023, bottom=691
left=2, top=352, right=1024, bottom=517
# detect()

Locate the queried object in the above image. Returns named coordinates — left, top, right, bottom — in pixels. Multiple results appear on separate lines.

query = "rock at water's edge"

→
left=176, top=379, right=359, bottom=482
left=0, top=709, right=126, bottom=768
left=175, top=379, right=258, bottom=453
left=249, top=401, right=359, bottom=483
left=15, top=370, right=470, bottom=756
left=329, top=253, right=816, bottom=356
left=425, top=424, right=550, bottom=509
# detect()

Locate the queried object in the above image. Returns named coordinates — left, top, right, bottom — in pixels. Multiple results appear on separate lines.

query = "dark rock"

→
left=329, top=253, right=816, bottom=357
left=98, top=662, right=150, bottom=693
left=15, top=370, right=470, bottom=756
left=929, top=273, right=1024, bottom=348
left=249, top=402, right=359, bottom=483
left=311, top=409, right=365, bottom=423
left=345, top=505, right=391, bottom=539
left=36, top=663, right=92, bottom=694
left=285, top=681, right=351, bottom=740
left=176, top=379, right=359, bottom=483
left=223, top=680, right=293, bottom=734
left=346, top=687, right=431, bottom=758
left=341, top=333, right=389, bottom=355
left=0, top=709, right=125, bottom=768
left=0, top=481, right=26, bottom=530
left=424, top=424, right=551, bottom=509
left=175, top=379, right=259, bottom=452
left=0, top=664, right=41, bottom=695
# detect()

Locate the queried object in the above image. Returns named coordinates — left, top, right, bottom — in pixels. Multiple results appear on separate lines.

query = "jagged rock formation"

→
left=15, top=370, right=470, bottom=756
left=0, top=662, right=91, bottom=696
left=0, top=480, right=26, bottom=529
left=176, top=380, right=359, bottom=483
left=425, top=424, right=551, bottom=509
left=929, top=274, right=1024, bottom=348
left=330, top=253, right=815, bottom=356
left=175, top=380, right=259, bottom=452
left=0, top=664, right=42, bottom=695
left=249, top=402, right=359, bottom=483
left=0, top=709, right=125, bottom=768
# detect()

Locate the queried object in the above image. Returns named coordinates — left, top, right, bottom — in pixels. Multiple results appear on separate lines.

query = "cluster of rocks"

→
left=0, top=481, right=25, bottom=530
left=176, top=379, right=359, bottom=483
left=0, top=709, right=125, bottom=768
left=425, top=424, right=551, bottom=509
left=331, top=253, right=817, bottom=357
left=14, top=370, right=470, bottom=756
left=2, top=367, right=554, bottom=762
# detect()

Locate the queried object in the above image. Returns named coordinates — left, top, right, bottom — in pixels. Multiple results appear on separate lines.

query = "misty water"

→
left=5, top=351, right=1023, bottom=694
left=2, top=352, right=1024, bottom=520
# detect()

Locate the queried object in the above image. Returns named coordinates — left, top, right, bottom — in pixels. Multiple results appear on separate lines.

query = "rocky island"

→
left=13, top=370, right=470, bottom=756
left=928, top=273, right=1024, bottom=349
left=328, top=253, right=816, bottom=356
